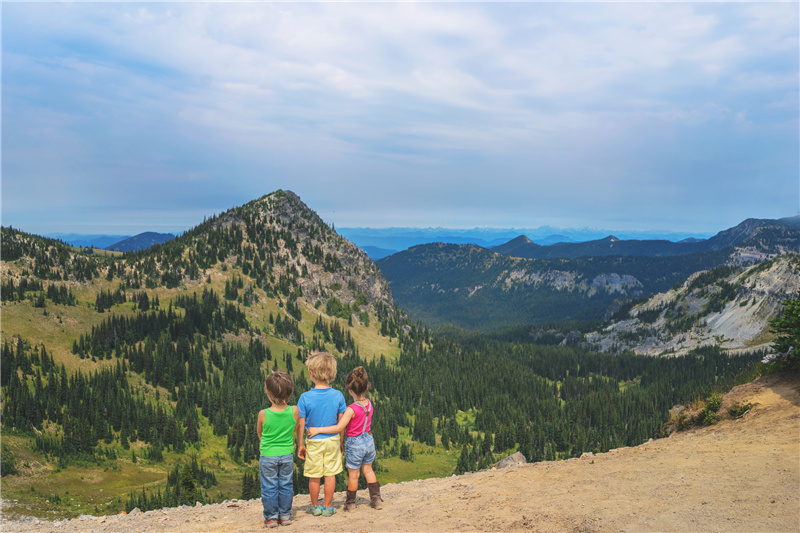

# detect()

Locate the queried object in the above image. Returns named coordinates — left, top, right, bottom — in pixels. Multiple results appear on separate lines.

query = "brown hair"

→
left=345, top=366, right=370, bottom=396
left=265, top=371, right=294, bottom=404
left=306, top=351, right=337, bottom=383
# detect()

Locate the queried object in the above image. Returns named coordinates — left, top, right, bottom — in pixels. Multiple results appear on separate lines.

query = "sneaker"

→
left=265, top=519, right=279, bottom=528
left=279, top=518, right=293, bottom=526
left=310, top=505, right=324, bottom=516
left=320, top=506, right=336, bottom=517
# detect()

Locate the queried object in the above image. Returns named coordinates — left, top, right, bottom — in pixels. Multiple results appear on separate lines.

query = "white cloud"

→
left=2, top=1, right=797, bottom=234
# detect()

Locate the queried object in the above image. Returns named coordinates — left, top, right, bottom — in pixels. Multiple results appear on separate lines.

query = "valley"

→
left=1, top=191, right=797, bottom=528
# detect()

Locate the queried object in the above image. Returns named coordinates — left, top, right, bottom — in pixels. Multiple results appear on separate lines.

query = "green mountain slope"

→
left=377, top=243, right=731, bottom=331
left=0, top=190, right=411, bottom=517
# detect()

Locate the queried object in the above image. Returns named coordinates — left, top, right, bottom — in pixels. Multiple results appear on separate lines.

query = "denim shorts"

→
left=344, top=433, right=376, bottom=470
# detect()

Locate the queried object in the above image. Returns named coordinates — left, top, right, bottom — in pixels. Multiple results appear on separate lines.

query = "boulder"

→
left=492, top=452, right=527, bottom=469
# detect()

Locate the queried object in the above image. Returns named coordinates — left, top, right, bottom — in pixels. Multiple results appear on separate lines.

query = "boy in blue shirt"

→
left=296, top=352, right=347, bottom=516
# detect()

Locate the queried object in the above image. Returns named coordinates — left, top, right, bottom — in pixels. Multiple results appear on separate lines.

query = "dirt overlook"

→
left=3, top=372, right=798, bottom=533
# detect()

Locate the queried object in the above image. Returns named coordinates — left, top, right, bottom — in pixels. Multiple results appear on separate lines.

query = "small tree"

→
left=179, top=462, right=197, bottom=505
left=769, top=299, right=800, bottom=371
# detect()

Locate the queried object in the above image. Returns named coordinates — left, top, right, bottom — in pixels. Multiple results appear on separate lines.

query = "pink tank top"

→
left=346, top=400, right=373, bottom=437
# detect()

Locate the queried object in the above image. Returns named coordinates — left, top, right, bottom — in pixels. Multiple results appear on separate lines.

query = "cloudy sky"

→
left=2, top=1, right=798, bottom=236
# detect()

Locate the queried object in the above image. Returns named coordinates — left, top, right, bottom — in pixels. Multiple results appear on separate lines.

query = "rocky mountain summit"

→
left=212, top=190, right=394, bottom=313
left=4, top=372, right=797, bottom=532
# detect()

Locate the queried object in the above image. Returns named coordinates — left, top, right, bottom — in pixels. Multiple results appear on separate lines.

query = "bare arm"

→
left=307, top=407, right=355, bottom=438
left=256, top=409, right=265, bottom=440
left=296, top=416, right=307, bottom=460
left=338, top=411, right=346, bottom=453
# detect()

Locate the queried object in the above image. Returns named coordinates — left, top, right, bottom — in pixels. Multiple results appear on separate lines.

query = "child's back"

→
left=298, top=387, right=346, bottom=439
left=297, top=352, right=347, bottom=516
left=257, top=371, right=298, bottom=528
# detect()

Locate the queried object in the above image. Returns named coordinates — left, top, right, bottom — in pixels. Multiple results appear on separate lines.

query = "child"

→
left=256, top=371, right=299, bottom=528
left=296, top=352, right=347, bottom=517
left=307, top=366, right=383, bottom=511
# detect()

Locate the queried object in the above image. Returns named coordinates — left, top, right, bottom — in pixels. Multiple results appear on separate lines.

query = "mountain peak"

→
left=206, top=190, right=394, bottom=311
left=509, top=235, right=534, bottom=245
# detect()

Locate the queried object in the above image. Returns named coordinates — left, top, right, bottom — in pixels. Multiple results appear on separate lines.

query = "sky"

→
left=2, top=1, right=798, bottom=237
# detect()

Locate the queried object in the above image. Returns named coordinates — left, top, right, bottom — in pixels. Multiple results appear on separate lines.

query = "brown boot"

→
left=367, top=482, right=383, bottom=510
left=344, top=490, right=357, bottom=512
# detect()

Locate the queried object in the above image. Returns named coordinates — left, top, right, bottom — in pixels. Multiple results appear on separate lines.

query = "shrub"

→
left=706, top=393, right=722, bottom=413
left=727, top=402, right=754, bottom=418
left=1, top=443, right=18, bottom=476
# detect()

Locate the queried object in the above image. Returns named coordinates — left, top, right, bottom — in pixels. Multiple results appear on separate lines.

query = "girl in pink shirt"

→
left=307, top=366, right=383, bottom=511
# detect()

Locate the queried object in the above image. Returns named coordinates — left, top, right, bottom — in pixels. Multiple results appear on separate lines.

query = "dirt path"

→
left=4, top=373, right=799, bottom=533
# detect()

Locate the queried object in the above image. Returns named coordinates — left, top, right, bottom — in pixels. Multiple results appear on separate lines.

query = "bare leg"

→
left=323, top=475, right=336, bottom=508
left=361, top=463, right=378, bottom=484
left=308, top=477, right=321, bottom=507
left=347, top=467, right=360, bottom=491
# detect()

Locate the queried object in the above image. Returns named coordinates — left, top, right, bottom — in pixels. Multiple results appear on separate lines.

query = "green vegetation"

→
left=0, top=194, right=784, bottom=521
left=377, top=242, right=730, bottom=331
left=769, top=298, right=800, bottom=371
left=727, top=401, right=754, bottom=419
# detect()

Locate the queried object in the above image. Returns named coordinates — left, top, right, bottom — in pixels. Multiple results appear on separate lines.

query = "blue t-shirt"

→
left=298, top=387, right=347, bottom=439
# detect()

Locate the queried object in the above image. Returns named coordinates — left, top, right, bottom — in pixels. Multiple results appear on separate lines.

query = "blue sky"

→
left=2, top=1, right=798, bottom=236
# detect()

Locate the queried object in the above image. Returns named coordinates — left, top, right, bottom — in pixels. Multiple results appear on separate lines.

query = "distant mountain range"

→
left=490, top=216, right=800, bottom=260
left=43, top=232, right=176, bottom=252
left=377, top=216, right=800, bottom=331
left=106, top=232, right=175, bottom=252
left=339, top=226, right=713, bottom=260
left=44, top=233, right=130, bottom=249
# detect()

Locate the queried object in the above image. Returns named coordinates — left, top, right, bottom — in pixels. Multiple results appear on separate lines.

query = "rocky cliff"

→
left=587, top=255, right=800, bottom=355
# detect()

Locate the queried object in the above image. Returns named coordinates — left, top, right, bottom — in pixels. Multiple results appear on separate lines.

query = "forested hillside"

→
left=377, top=242, right=732, bottom=330
left=1, top=191, right=410, bottom=516
left=0, top=192, right=771, bottom=521
left=377, top=216, right=799, bottom=332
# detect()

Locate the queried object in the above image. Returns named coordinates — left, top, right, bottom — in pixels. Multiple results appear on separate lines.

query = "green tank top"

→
left=261, top=407, right=296, bottom=457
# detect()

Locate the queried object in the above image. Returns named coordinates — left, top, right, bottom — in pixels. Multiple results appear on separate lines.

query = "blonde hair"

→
left=306, top=351, right=337, bottom=383
left=265, top=371, right=294, bottom=404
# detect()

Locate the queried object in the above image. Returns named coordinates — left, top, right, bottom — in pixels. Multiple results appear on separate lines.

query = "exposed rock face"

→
left=587, top=255, right=800, bottom=355
left=492, top=451, right=527, bottom=469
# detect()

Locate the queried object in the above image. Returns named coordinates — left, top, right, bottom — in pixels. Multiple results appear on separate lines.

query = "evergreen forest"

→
left=0, top=192, right=782, bottom=519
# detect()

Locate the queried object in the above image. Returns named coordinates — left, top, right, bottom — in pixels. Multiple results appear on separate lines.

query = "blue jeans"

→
left=260, top=454, right=293, bottom=521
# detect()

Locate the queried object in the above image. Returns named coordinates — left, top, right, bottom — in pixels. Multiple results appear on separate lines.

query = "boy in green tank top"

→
left=256, top=371, right=299, bottom=528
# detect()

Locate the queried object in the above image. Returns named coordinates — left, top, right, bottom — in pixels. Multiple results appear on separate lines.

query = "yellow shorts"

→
left=304, top=435, right=343, bottom=478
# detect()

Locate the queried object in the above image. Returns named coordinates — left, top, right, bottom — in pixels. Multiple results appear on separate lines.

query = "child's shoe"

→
left=368, top=482, right=383, bottom=509
left=310, top=505, right=324, bottom=516
left=320, top=506, right=336, bottom=516
left=344, top=490, right=357, bottom=512
left=279, top=518, right=293, bottom=526
left=265, top=519, right=279, bottom=528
